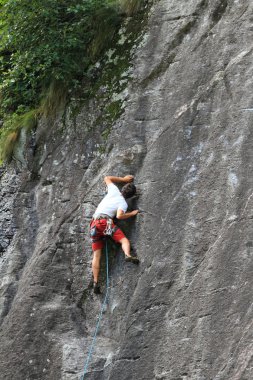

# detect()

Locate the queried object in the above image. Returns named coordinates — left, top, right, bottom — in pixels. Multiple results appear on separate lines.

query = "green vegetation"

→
left=0, top=109, right=37, bottom=162
left=121, top=0, right=143, bottom=15
left=0, top=0, right=149, bottom=164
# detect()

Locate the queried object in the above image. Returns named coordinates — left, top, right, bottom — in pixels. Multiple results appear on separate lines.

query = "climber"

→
left=90, top=175, right=139, bottom=294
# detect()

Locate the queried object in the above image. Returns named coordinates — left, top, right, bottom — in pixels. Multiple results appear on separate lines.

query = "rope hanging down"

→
left=80, top=240, right=110, bottom=379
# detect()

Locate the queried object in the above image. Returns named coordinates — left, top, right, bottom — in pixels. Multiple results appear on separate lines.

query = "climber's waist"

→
left=92, top=213, right=112, bottom=220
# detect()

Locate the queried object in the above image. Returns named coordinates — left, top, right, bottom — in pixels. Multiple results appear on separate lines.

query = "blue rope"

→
left=80, top=240, right=110, bottom=379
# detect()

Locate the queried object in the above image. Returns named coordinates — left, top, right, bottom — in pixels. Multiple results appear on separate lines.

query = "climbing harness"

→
left=80, top=240, right=110, bottom=379
left=91, top=214, right=114, bottom=237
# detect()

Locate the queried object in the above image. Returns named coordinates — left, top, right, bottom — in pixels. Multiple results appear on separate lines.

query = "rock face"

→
left=0, top=0, right=253, bottom=379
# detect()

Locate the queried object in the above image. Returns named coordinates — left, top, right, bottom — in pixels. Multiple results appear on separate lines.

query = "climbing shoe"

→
left=125, top=255, right=139, bottom=264
left=93, top=282, right=101, bottom=294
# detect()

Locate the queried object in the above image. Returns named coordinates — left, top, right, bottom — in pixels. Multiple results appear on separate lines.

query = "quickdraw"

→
left=103, top=219, right=113, bottom=236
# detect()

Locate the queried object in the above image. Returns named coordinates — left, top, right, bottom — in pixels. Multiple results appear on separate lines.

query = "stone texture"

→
left=0, top=0, right=253, bottom=379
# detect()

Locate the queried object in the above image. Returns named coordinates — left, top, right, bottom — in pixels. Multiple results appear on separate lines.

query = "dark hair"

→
left=121, top=183, right=136, bottom=199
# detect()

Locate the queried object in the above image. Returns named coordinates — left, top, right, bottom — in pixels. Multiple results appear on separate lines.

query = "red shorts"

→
left=90, top=219, right=126, bottom=251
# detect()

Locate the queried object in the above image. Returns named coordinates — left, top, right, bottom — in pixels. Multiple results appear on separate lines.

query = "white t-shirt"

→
left=94, top=183, right=128, bottom=218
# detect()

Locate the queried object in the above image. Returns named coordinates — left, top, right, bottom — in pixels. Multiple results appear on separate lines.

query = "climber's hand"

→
left=123, top=175, right=134, bottom=183
left=117, top=209, right=139, bottom=220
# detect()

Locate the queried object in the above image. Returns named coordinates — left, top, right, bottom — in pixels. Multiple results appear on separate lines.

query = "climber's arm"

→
left=116, top=209, right=139, bottom=220
left=104, top=175, right=134, bottom=185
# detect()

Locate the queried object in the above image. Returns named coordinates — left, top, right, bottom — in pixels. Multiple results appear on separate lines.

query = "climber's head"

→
left=121, top=183, right=137, bottom=199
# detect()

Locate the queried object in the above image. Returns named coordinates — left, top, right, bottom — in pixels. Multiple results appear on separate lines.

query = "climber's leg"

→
left=92, top=249, right=102, bottom=283
left=111, top=226, right=139, bottom=264
left=119, top=237, right=131, bottom=257
left=119, top=237, right=139, bottom=264
left=90, top=219, right=105, bottom=292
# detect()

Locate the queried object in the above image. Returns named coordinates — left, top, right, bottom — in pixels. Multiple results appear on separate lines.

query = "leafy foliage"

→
left=0, top=0, right=147, bottom=163
left=0, top=0, right=121, bottom=113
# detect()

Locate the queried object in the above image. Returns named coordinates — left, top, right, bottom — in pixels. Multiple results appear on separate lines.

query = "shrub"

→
left=0, top=0, right=149, bottom=164
left=0, top=0, right=121, bottom=114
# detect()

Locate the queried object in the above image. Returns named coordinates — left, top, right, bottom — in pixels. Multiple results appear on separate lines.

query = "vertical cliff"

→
left=0, top=1, right=253, bottom=379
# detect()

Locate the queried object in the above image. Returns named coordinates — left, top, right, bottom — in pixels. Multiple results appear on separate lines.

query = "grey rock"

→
left=0, top=1, right=253, bottom=380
